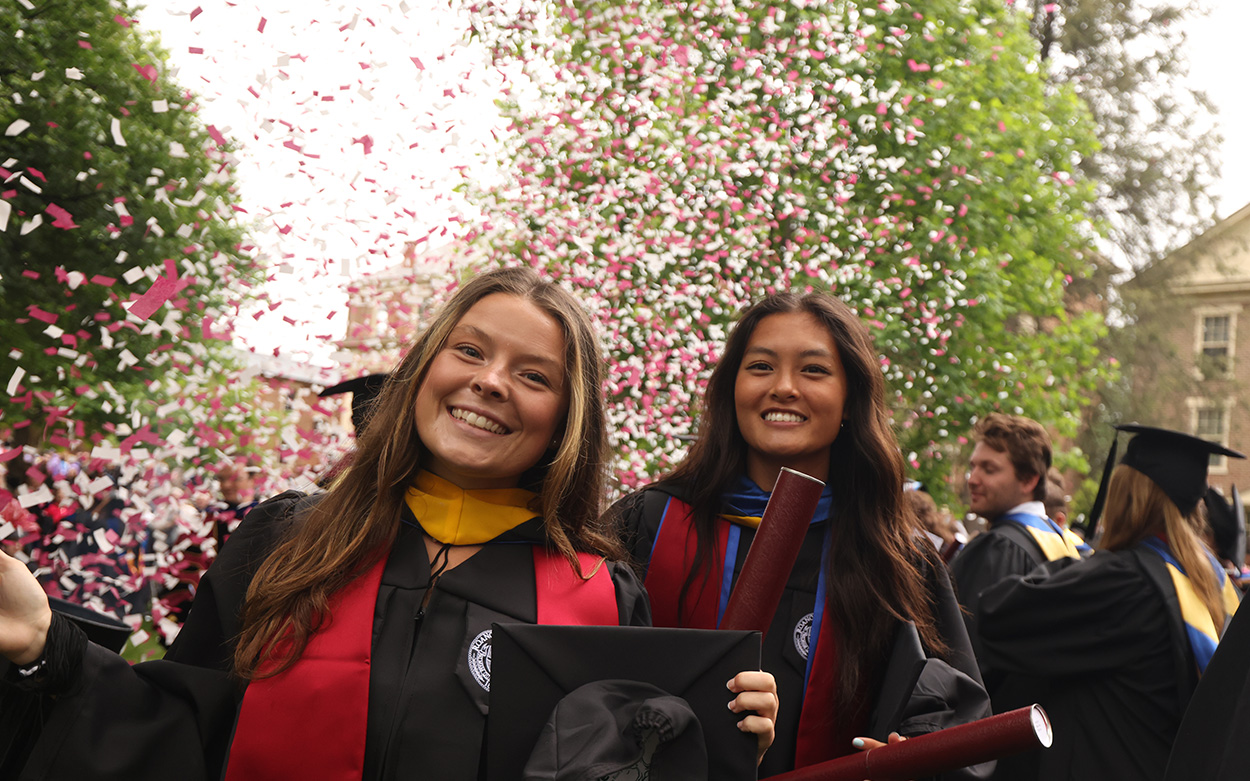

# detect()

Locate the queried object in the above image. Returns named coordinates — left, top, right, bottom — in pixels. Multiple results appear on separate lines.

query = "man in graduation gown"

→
left=949, top=413, right=1089, bottom=674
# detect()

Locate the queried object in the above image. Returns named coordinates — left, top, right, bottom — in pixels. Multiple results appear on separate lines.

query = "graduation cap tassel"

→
left=1081, top=433, right=1119, bottom=542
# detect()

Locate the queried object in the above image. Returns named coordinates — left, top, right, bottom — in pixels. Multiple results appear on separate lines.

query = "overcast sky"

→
left=132, top=0, right=1250, bottom=363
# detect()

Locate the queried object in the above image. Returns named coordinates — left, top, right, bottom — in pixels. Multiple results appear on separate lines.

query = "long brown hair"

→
left=235, top=266, right=620, bottom=679
left=1101, top=464, right=1225, bottom=631
left=662, top=291, right=942, bottom=705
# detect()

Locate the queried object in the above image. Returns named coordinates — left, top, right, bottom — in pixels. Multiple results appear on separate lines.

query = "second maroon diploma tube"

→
left=719, top=466, right=825, bottom=638
left=768, top=705, right=1054, bottom=781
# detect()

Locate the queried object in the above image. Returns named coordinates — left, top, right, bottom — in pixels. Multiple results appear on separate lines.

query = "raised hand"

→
left=0, top=548, right=52, bottom=665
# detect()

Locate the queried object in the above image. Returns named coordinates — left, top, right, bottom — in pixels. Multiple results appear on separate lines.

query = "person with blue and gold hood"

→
left=975, top=424, right=1243, bottom=781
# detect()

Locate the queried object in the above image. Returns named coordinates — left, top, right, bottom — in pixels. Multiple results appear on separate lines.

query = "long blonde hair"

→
left=1101, top=464, right=1224, bottom=632
left=234, top=267, right=618, bottom=679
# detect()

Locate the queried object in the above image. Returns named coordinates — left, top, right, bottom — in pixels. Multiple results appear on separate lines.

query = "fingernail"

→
left=852, top=738, right=865, bottom=748
left=726, top=678, right=735, bottom=690
left=728, top=700, right=736, bottom=711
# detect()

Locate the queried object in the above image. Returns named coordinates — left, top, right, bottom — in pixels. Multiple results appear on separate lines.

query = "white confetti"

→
left=4, top=119, right=30, bottom=137
left=0, top=200, right=10, bottom=232
left=111, top=116, right=127, bottom=146
left=19, top=214, right=41, bottom=235
left=65, top=68, right=84, bottom=80
left=93, top=527, right=115, bottom=554
left=87, top=475, right=114, bottom=494
left=152, top=99, right=169, bottom=113
left=0, top=522, right=15, bottom=542
left=17, top=0, right=34, bottom=10
left=91, top=444, right=122, bottom=461
left=18, top=484, right=53, bottom=509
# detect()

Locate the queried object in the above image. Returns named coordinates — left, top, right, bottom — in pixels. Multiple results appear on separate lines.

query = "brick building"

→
left=1135, top=202, right=1250, bottom=495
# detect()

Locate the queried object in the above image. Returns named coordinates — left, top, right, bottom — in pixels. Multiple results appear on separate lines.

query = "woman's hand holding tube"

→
left=0, top=548, right=52, bottom=665
left=727, top=670, right=780, bottom=766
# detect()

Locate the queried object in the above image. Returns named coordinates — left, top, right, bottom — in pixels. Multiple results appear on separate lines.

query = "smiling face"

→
left=734, top=311, right=849, bottom=490
left=967, top=441, right=1039, bottom=521
left=413, top=293, right=569, bottom=490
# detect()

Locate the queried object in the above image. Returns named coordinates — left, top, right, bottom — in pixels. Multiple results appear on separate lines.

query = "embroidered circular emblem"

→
left=794, top=613, right=814, bottom=660
left=468, top=629, right=493, bottom=691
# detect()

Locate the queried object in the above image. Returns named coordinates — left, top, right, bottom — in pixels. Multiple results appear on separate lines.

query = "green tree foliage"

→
left=463, top=0, right=1114, bottom=502
left=0, top=0, right=264, bottom=450
left=1023, top=0, right=1220, bottom=267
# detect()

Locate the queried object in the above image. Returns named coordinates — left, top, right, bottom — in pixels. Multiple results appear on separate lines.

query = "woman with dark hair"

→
left=0, top=267, right=698, bottom=779
left=977, top=425, right=1244, bottom=781
left=612, top=291, right=991, bottom=777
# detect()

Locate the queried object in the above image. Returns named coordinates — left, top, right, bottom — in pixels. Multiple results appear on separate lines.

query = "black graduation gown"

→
left=1164, top=582, right=1250, bottom=780
left=613, top=484, right=992, bottom=779
left=1, top=491, right=650, bottom=781
left=977, top=548, right=1197, bottom=781
left=948, top=521, right=1046, bottom=668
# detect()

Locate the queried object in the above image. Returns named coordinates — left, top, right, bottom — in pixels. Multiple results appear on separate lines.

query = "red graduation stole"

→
left=645, top=496, right=862, bottom=769
left=224, top=546, right=617, bottom=780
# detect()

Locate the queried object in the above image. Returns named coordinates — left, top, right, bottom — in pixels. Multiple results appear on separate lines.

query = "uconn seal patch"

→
left=468, top=629, right=493, bottom=691
left=793, top=613, right=813, bottom=660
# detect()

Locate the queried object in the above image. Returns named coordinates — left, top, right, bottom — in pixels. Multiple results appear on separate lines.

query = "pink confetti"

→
left=45, top=203, right=78, bottom=230
left=190, top=6, right=202, bottom=21
left=126, top=262, right=190, bottom=322
left=28, top=306, right=58, bottom=324
left=132, top=64, right=159, bottom=83
left=258, top=17, right=267, bottom=33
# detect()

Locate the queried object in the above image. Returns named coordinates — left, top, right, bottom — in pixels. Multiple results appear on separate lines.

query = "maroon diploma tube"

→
left=768, top=705, right=1053, bottom=781
left=719, top=467, right=825, bottom=638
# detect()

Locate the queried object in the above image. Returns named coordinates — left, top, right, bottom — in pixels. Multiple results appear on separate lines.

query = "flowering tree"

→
left=0, top=0, right=265, bottom=450
left=462, top=0, right=1113, bottom=499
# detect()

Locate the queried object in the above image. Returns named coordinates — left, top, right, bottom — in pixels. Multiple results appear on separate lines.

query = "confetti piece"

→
left=0, top=200, right=10, bottom=232
left=5, top=119, right=30, bottom=136
left=258, top=17, right=266, bottom=33
left=110, top=117, right=127, bottom=146
left=152, top=99, right=169, bottom=113
left=0, top=522, right=14, bottom=541
left=19, top=484, right=53, bottom=509
left=93, top=527, right=115, bottom=554
left=16, top=0, right=33, bottom=10
left=20, top=214, right=42, bottom=235
left=46, top=202, right=78, bottom=230
left=5, top=367, right=24, bottom=396
left=66, top=68, right=84, bottom=80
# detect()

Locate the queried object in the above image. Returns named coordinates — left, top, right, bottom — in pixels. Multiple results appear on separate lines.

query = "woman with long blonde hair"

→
left=0, top=267, right=685, bottom=779
left=977, top=424, right=1243, bottom=781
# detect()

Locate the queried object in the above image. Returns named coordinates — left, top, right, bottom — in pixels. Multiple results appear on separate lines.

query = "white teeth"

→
left=451, top=408, right=507, bottom=434
left=763, top=412, right=805, bottom=423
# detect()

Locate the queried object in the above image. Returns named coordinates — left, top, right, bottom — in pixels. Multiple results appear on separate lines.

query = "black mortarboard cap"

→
left=319, top=373, right=388, bottom=433
left=487, top=624, right=760, bottom=781
left=48, top=597, right=131, bottom=653
left=1115, top=424, right=1245, bottom=515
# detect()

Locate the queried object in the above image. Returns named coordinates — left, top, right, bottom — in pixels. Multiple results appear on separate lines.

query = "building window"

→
left=1195, top=308, right=1238, bottom=378
left=1194, top=404, right=1231, bottom=473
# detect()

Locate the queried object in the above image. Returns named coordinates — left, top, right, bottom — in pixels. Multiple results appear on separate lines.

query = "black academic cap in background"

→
left=319, top=373, right=388, bottom=432
left=1117, top=424, right=1245, bottom=515
left=48, top=597, right=131, bottom=653
left=1086, top=424, right=1247, bottom=538
left=487, top=624, right=760, bottom=781
left=1205, top=486, right=1247, bottom=566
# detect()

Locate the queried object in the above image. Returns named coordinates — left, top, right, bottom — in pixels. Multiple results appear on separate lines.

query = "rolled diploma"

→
left=719, top=466, right=825, bottom=638
left=767, top=705, right=1054, bottom=781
